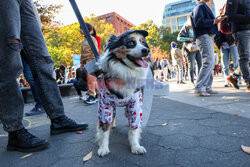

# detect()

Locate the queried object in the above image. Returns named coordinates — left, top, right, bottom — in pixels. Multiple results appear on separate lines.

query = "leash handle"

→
left=69, top=0, right=99, bottom=60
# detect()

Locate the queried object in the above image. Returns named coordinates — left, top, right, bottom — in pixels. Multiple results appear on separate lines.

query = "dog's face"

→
left=108, top=33, right=150, bottom=69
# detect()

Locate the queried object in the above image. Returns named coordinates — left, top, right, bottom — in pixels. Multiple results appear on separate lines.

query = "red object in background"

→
left=94, top=36, right=101, bottom=55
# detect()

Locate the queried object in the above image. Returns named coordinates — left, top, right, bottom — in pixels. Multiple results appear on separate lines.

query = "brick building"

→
left=99, top=12, right=135, bottom=35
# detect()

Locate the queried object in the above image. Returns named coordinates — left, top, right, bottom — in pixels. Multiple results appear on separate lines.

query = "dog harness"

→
left=97, top=78, right=143, bottom=130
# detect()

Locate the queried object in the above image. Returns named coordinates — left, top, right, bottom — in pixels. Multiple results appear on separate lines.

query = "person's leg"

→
left=195, top=50, right=202, bottom=75
left=195, top=34, right=215, bottom=93
left=21, top=55, right=43, bottom=108
left=0, top=0, right=49, bottom=152
left=20, top=0, right=88, bottom=135
left=229, top=45, right=239, bottom=71
left=0, top=0, right=24, bottom=132
left=71, top=78, right=82, bottom=96
left=20, top=0, right=64, bottom=119
left=220, top=48, right=230, bottom=84
left=176, top=65, right=180, bottom=83
left=187, top=52, right=196, bottom=83
left=235, top=30, right=250, bottom=89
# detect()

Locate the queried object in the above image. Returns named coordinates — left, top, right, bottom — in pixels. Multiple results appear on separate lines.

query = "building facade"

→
left=162, top=0, right=215, bottom=32
left=99, top=12, right=135, bottom=36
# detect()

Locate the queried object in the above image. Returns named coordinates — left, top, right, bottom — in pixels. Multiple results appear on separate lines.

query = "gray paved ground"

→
left=0, top=76, right=250, bottom=167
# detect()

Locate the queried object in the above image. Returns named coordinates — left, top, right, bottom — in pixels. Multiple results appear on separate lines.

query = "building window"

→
left=172, top=18, right=176, bottom=24
left=177, top=16, right=187, bottom=30
left=106, top=17, right=111, bottom=21
left=172, top=25, right=177, bottom=32
left=166, top=19, right=170, bottom=26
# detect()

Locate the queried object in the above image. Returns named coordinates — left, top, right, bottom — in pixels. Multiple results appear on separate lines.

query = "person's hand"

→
left=189, top=38, right=194, bottom=42
left=214, top=17, right=225, bottom=24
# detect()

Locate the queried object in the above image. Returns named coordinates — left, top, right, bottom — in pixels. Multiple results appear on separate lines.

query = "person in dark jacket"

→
left=191, top=0, right=224, bottom=96
left=69, top=65, right=88, bottom=99
left=214, top=30, right=239, bottom=87
left=55, top=65, right=65, bottom=84
left=227, top=0, right=250, bottom=92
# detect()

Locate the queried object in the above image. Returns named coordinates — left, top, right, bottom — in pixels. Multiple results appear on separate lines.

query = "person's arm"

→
left=193, top=5, right=214, bottom=28
left=227, top=0, right=250, bottom=24
left=177, top=26, right=193, bottom=42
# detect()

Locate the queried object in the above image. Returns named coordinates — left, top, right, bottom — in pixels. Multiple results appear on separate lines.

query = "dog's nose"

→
left=141, top=48, right=149, bottom=56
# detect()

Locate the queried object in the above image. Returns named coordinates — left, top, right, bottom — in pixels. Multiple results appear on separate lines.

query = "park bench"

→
left=21, top=83, right=77, bottom=103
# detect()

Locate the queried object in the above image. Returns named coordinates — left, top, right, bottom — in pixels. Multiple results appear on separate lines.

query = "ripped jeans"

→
left=0, top=0, right=65, bottom=132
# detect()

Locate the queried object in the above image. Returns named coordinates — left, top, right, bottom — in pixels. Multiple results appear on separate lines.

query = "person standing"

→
left=160, top=56, right=171, bottom=82
left=178, top=17, right=202, bottom=88
left=214, top=31, right=239, bottom=87
left=191, top=0, right=224, bottom=96
left=227, top=0, right=250, bottom=92
left=80, top=23, right=101, bottom=104
left=171, top=42, right=186, bottom=84
left=0, top=0, right=88, bottom=152
left=153, top=57, right=162, bottom=81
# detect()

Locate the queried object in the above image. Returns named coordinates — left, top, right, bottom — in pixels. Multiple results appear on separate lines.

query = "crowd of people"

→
left=153, top=0, right=250, bottom=96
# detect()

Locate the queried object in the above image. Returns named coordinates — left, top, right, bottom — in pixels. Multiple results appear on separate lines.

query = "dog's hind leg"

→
left=128, top=128, right=146, bottom=155
left=96, top=120, right=111, bottom=157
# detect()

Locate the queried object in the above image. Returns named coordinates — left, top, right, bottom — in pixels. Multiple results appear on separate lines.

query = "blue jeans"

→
left=196, top=34, right=215, bottom=92
left=68, top=79, right=87, bottom=96
left=21, top=55, right=42, bottom=108
left=0, top=0, right=64, bottom=132
left=186, top=50, right=202, bottom=83
left=220, top=45, right=239, bottom=83
left=234, top=30, right=250, bottom=83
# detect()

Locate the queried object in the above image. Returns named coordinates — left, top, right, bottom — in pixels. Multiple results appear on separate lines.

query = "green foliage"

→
left=132, top=21, right=181, bottom=56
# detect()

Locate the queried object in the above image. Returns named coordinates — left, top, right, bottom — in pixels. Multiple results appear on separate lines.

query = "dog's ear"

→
left=104, top=34, right=118, bottom=51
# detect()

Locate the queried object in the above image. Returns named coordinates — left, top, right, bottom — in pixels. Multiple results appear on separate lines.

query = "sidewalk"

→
left=0, top=76, right=250, bottom=167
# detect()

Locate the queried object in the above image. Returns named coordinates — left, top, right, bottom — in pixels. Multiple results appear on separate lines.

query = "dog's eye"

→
left=127, top=41, right=135, bottom=48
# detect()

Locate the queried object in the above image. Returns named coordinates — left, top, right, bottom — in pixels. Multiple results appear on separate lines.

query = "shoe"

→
left=207, top=90, right=218, bottom=94
left=247, top=83, right=250, bottom=92
left=227, top=76, right=239, bottom=89
left=50, top=116, right=88, bottom=135
left=192, top=84, right=196, bottom=89
left=79, top=95, right=82, bottom=100
left=180, top=81, right=186, bottom=84
left=177, top=81, right=180, bottom=84
left=25, top=106, right=45, bottom=116
left=195, top=90, right=210, bottom=97
left=224, top=84, right=231, bottom=87
left=7, top=128, right=49, bottom=152
left=84, top=96, right=97, bottom=105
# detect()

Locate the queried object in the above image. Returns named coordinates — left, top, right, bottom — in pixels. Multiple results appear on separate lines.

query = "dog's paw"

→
left=98, top=147, right=110, bottom=157
left=131, top=146, right=147, bottom=155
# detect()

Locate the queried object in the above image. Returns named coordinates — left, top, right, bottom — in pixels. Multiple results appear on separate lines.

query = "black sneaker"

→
left=227, top=76, right=239, bottom=89
left=50, top=116, right=88, bottom=135
left=180, top=80, right=186, bottom=84
left=7, top=128, right=49, bottom=152
left=84, top=96, right=97, bottom=105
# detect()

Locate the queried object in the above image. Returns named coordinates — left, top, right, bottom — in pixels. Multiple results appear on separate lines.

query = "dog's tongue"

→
left=135, top=59, right=148, bottom=68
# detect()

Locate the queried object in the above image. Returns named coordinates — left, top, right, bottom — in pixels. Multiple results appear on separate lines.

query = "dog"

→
left=96, top=29, right=151, bottom=157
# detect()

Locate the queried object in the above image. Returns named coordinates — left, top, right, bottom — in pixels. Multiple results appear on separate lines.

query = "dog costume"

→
left=97, top=77, right=143, bottom=130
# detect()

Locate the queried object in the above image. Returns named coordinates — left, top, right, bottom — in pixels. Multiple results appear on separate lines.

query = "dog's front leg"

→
left=128, top=128, right=146, bottom=154
left=96, top=121, right=111, bottom=157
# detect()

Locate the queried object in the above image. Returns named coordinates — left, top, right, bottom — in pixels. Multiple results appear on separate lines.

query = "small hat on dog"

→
left=104, top=29, right=148, bottom=51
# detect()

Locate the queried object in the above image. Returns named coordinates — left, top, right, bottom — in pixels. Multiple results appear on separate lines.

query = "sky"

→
left=44, top=0, right=227, bottom=27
